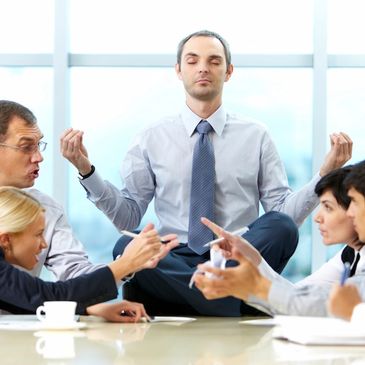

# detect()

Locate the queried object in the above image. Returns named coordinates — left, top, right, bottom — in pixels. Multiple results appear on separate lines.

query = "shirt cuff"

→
left=79, top=169, right=107, bottom=201
left=78, top=165, right=95, bottom=180
left=246, top=294, right=273, bottom=316
left=258, top=259, right=279, bottom=282
left=267, top=281, right=292, bottom=315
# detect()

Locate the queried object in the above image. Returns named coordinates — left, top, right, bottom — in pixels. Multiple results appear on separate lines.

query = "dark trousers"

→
left=113, top=211, right=298, bottom=317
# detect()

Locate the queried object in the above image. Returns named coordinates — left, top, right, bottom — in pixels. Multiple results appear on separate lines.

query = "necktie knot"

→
left=196, top=120, right=213, bottom=135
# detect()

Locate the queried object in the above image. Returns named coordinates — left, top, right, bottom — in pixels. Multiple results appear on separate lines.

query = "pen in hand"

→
left=120, top=230, right=171, bottom=244
left=203, top=226, right=249, bottom=247
left=340, top=262, right=351, bottom=286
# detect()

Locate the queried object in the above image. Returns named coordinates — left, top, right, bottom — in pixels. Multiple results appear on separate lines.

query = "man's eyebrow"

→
left=184, top=52, right=198, bottom=58
left=184, top=53, right=224, bottom=62
left=18, top=136, right=43, bottom=143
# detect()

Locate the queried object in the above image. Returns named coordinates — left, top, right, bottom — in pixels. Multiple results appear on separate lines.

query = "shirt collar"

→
left=181, top=104, right=226, bottom=137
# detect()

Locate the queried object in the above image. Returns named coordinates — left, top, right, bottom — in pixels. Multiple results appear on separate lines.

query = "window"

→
left=328, top=69, right=365, bottom=164
left=328, top=0, right=365, bottom=53
left=1, top=0, right=360, bottom=281
left=0, top=0, right=54, bottom=53
left=70, top=0, right=313, bottom=54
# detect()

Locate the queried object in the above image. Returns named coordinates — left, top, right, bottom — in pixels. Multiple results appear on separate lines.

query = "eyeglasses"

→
left=0, top=141, right=47, bottom=154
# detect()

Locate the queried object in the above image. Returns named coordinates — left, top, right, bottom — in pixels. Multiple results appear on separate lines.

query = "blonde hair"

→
left=0, top=187, right=44, bottom=234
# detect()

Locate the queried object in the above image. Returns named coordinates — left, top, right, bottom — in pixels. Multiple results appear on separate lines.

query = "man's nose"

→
left=198, top=61, right=209, bottom=73
left=31, top=149, right=44, bottom=163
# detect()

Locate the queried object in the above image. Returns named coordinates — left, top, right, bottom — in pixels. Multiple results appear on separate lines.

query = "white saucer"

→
left=38, top=322, right=87, bottom=330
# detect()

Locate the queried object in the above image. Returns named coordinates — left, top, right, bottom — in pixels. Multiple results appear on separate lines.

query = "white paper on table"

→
left=149, top=316, right=196, bottom=323
left=272, top=315, right=365, bottom=345
left=141, top=316, right=196, bottom=326
left=239, top=318, right=277, bottom=326
left=0, top=321, right=42, bottom=331
left=0, top=314, right=83, bottom=331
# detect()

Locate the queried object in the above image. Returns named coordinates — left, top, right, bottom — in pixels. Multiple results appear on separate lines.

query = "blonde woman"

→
left=0, top=187, right=178, bottom=322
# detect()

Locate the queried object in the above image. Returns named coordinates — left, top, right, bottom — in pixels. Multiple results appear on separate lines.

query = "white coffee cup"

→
left=36, top=301, right=77, bottom=325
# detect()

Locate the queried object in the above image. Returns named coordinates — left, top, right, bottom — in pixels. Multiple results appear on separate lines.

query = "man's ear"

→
left=225, top=64, right=234, bottom=82
left=175, top=63, right=182, bottom=80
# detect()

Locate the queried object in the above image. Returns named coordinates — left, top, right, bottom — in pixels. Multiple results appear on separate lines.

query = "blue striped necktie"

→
left=188, top=120, right=215, bottom=254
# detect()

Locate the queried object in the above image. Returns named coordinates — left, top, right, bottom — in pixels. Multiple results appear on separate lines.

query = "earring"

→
left=1, top=244, right=12, bottom=253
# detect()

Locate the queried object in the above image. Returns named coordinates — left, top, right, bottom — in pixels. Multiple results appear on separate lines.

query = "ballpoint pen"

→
left=120, top=230, right=170, bottom=244
left=340, top=262, right=351, bottom=286
left=203, top=226, right=249, bottom=247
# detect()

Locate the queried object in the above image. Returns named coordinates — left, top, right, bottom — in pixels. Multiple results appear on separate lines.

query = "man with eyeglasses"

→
left=0, top=100, right=105, bottom=280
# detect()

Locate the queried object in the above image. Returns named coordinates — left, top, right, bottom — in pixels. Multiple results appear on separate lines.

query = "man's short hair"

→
left=177, top=30, right=231, bottom=71
left=0, top=100, right=37, bottom=142
left=315, top=166, right=352, bottom=209
left=344, top=160, right=365, bottom=198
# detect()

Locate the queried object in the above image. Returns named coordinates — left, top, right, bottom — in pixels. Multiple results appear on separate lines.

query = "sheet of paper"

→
left=145, top=316, right=196, bottom=323
left=0, top=321, right=42, bottom=331
left=0, top=314, right=82, bottom=331
left=239, top=318, right=277, bottom=326
left=272, top=315, right=365, bottom=345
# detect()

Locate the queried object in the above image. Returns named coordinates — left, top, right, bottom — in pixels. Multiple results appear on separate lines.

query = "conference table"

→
left=1, top=315, right=365, bottom=364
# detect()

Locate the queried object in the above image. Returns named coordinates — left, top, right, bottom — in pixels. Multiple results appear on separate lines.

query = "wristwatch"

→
left=78, top=165, right=95, bottom=180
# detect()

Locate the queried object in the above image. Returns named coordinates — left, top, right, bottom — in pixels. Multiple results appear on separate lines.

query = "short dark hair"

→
left=315, top=166, right=352, bottom=209
left=0, top=100, right=37, bottom=142
left=344, top=160, right=365, bottom=198
left=177, top=30, right=231, bottom=71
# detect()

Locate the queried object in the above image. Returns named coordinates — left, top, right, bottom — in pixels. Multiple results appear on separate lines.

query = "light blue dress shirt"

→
left=81, top=104, right=320, bottom=243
